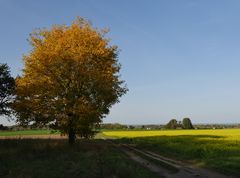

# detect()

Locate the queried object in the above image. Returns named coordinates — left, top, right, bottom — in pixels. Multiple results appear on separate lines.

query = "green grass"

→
left=103, top=129, right=240, bottom=176
left=0, top=139, right=158, bottom=178
left=0, top=130, right=58, bottom=136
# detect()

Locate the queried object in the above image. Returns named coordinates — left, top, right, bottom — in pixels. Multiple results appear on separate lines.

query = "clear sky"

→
left=1, top=0, right=240, bottom=125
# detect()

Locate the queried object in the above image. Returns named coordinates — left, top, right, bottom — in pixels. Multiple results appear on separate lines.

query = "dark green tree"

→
left=182, top=118, right=194, bottom=129
left=165, top=119, right=179, bottom=129
left=0, top=63, right=15, bottom=116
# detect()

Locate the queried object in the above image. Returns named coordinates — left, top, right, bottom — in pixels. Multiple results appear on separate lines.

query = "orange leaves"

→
left=14, top=17, right=127, bottom=138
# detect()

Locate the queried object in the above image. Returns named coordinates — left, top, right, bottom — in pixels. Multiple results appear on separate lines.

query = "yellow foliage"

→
left=14, top=17, right=127, bottom=141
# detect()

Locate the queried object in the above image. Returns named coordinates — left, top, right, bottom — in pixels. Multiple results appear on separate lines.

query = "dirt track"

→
left=119, top=143, right=236, bottom=178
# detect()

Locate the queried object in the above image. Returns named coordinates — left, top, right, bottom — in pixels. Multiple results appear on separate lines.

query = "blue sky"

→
left=1, top=0, right=240, bottom=125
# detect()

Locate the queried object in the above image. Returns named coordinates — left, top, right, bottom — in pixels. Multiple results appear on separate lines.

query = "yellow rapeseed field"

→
left=103, top=129, right=240, bottom=141
left=104, top=129, right=240, bottom=175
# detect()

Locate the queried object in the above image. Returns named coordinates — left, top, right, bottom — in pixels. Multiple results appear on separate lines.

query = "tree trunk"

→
left=68, top=127, right=76, bottom=145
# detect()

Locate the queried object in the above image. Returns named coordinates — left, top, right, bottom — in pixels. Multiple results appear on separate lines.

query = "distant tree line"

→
left=100, top=123, right=128, bottom=130
left=194, top=124, right=240, bottom=129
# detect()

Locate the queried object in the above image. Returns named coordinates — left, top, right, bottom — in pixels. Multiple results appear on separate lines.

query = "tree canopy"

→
left=182, top=118, right=194, bottom=129
left=165, top=119, right=179, bottom=129
left=0, top=63, right=15, bottom=117
left=13, top=17, right=127, bottom=144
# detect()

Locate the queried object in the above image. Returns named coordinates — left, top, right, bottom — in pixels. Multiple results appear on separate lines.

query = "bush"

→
left=0, top=124, right=8, bottom=130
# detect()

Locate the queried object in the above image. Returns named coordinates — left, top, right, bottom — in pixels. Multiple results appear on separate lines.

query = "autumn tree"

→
left=0, top=63, right=15, bottom=116
left=13, top=17, right=127, bottom=144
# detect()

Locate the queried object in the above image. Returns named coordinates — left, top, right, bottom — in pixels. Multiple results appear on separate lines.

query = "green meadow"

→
left=0, top=130, right=56, bottom=136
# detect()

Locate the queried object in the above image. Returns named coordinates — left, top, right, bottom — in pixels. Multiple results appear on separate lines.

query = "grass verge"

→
left=0, top=130, right=58, bottom=136
left=0, top=139, right=159, bottom=178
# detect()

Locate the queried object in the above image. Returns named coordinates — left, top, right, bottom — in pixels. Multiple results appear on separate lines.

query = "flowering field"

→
left=103, top=129, right=240, bottom=140
left=103, top=129, right=240, bottom=176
